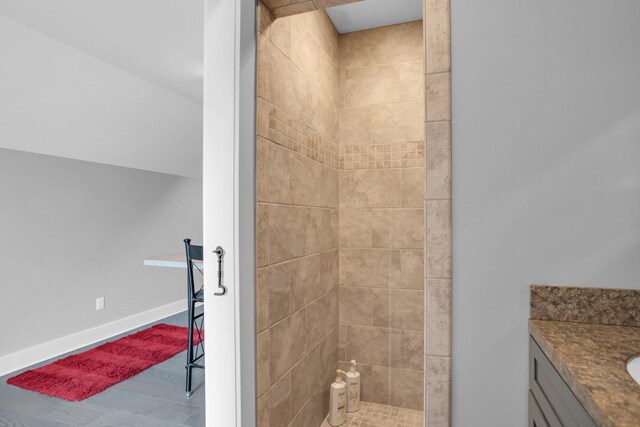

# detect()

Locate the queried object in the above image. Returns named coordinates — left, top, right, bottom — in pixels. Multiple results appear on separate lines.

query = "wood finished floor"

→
left=0, top=310, right=205, bottom=426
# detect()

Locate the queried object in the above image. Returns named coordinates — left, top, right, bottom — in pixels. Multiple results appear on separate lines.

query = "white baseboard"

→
left=0, top=299, right=187, bottom=377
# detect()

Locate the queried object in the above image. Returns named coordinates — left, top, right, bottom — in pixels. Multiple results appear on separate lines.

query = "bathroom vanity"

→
left=528, top=285, right=640, bottom=427
left=529, top=334, right=596, bottom=427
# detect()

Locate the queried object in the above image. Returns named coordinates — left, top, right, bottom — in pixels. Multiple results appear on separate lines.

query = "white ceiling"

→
left=0, top=13, right=203, bottom=178
left=0, top=0, right=203, bottom=104
left=0, top=0, right=423, bottom=100
left=326, top=0, right=423, bottom=34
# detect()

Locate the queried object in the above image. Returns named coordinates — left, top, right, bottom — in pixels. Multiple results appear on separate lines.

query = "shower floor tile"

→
left=321, top=401, right=424, bottom=427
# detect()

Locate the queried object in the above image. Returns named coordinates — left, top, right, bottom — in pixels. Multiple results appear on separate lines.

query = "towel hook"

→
left=213, top=246, right=227, bottom=296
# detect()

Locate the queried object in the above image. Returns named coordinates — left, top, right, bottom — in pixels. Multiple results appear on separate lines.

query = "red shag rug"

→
left=7, top=323, right=203, bottom=401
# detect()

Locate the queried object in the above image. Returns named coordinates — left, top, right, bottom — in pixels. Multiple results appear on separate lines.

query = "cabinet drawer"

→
left=529, top=391, right=550, bottom=427
left=529, top=336, right=597, bottom=427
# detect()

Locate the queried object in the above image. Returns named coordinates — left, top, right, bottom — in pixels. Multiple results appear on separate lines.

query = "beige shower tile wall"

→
left=424, top=0, right=452, bottom=425
left=338, top=21, right=425, bottom=171
left=337, top=21, right=426, bottom=411
left=256, top=4, right=341, bottom=427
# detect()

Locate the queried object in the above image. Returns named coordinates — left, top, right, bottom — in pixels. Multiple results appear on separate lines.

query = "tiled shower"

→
left=336, top=21, right=425, bottom=413
left=255, top=1, right=451, bottom=425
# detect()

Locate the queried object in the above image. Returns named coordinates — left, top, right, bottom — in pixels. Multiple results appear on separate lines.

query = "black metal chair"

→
left=184, top=238, right=204, bottom=397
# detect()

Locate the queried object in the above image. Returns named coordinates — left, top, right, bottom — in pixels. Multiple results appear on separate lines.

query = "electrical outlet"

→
left=96, top=297, right=105, bottom=310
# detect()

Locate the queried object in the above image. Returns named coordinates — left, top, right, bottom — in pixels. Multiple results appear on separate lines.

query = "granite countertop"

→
left=529, top=319, right=640, bottom=427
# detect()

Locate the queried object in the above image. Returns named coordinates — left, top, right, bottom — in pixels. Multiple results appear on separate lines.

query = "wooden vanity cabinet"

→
left=529, top=337, right=598, bottom=427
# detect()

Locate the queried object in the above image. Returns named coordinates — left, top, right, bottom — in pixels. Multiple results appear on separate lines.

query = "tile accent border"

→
left=258, top=98, right=339, bottom=169
left=339, top=142, right=425, bottom=170
left=530, top=284, right=640, bottom=328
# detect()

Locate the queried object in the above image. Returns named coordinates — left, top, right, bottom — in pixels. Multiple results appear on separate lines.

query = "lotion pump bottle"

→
left=329, top=370, right=347, bottom=426
left=346, top=360, right=361, bottom=412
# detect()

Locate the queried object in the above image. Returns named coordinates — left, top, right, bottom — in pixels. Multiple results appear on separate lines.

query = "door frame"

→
left=203, top=0, right=256, bottom=425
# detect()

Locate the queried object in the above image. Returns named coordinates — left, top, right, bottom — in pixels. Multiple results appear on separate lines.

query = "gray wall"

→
left=0, top=148, right=202, bottom=357
left=0, top=13, right=202, bottom=177
left=451, top=0, right=640, bottom=425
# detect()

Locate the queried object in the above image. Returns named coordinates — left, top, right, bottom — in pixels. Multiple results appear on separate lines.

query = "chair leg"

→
left=186, top=302, right=194, bottom=397
left=186, top=366, right=193, bottom=397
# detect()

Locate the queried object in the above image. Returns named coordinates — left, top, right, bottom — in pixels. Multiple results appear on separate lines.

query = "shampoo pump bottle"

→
left=346, top=360, right=361, bottom=412
left=329, top=370, right=347, bottom=426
